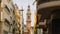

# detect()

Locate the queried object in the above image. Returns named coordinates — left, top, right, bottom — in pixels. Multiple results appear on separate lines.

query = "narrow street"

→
left=0, top=0, right=60, bottom=34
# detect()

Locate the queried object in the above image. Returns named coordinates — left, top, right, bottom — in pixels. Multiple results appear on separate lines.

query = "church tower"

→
left=26, top=5, right=31, bottom=30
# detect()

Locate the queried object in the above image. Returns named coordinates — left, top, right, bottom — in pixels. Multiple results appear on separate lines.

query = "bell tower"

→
left=26, top=5, right=31, bottom=30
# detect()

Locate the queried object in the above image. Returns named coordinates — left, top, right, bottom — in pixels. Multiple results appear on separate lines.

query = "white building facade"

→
left=1, top=0, right=14, bottom=34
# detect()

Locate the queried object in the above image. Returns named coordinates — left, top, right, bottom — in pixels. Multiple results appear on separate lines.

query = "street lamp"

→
left=19, top=7, right=24, bottom=34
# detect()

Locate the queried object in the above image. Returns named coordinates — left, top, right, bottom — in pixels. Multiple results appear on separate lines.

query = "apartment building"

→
left=13, top=4, right=20, bottom=34
left=37, top=0, right=60, bottom=34
left=0, top=0, right=14, bottom=34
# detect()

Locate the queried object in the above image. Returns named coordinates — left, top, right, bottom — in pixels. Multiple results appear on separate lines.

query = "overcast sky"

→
left=13, top=0, right=36, bottom=26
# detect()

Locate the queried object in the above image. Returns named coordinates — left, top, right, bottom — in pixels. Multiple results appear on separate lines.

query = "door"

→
left=52, top=19, right=60, bottom=34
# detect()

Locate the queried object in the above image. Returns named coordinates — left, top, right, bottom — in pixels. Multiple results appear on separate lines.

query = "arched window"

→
left=28, top=16, right=30, bottom=19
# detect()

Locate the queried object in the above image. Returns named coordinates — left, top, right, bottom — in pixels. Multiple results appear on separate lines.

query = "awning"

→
left=38, top=1, right=60, bottom=10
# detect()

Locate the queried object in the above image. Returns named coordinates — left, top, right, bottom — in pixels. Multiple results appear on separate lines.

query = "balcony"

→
left=37, top=0, right=60, bottom=5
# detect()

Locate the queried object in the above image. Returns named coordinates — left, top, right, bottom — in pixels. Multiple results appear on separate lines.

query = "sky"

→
left=13, top=0, right=36, bottom=26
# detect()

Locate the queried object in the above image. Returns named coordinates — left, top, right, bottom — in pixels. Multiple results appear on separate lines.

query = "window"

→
left=28, top=16, right=30, bottom=19
left=4, top=18, right=10, bottom=25
left=4, top=5, right=10, bottom=13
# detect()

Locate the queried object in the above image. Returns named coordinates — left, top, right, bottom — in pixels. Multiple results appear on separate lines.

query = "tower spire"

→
left=26, top=1, right=31, bottom=30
